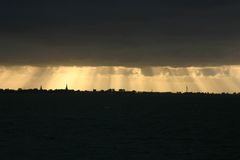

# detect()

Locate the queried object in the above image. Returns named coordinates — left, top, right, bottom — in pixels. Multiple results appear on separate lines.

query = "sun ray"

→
left=0, top=65, right=240, bottom=93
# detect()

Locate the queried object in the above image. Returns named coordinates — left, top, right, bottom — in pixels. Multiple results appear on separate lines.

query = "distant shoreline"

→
left=0, top=88, right=239, bottom=95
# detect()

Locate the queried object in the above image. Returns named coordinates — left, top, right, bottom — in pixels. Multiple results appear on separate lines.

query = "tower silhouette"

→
left=65, top=84, right=68, bottom=90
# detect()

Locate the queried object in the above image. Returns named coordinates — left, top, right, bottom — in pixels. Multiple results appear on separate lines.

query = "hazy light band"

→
left=0, top=65, right=240, bottom=93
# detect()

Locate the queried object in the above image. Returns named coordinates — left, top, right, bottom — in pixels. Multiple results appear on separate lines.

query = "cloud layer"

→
left=0, top=0, right=240, bottom=66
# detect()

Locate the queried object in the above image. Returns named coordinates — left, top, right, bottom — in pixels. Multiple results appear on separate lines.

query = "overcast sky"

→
left=1, top=0, right=240, bottom=67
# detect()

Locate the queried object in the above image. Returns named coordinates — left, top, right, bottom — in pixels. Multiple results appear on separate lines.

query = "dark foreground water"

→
left=0, top=91, right=240, bottom=159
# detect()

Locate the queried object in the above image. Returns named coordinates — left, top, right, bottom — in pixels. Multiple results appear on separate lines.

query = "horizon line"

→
left=0, top=88, right=239, bottom=95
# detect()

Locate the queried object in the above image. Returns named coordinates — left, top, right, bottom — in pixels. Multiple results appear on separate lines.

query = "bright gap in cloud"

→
left=0, top=65, right=240, bottom=93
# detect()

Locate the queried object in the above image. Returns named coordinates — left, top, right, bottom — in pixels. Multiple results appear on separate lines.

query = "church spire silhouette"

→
left=65, top=84, right=68, bottom=90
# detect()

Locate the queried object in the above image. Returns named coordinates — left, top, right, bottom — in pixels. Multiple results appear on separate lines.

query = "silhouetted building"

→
left=107, top=89, right=115, bottom=92
left=119, top=89, right=126, bottom=92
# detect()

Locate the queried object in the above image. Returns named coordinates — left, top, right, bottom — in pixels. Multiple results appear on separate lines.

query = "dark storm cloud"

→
left=0, top=0, right=240, bottom=66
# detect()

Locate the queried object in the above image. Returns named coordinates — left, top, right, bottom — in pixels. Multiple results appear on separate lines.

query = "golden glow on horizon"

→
left=0, top=65, right=240, bottom=93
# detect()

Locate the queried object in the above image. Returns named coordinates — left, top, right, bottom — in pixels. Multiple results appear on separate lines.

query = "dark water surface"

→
left=0, top=91, right=240, bottom=159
